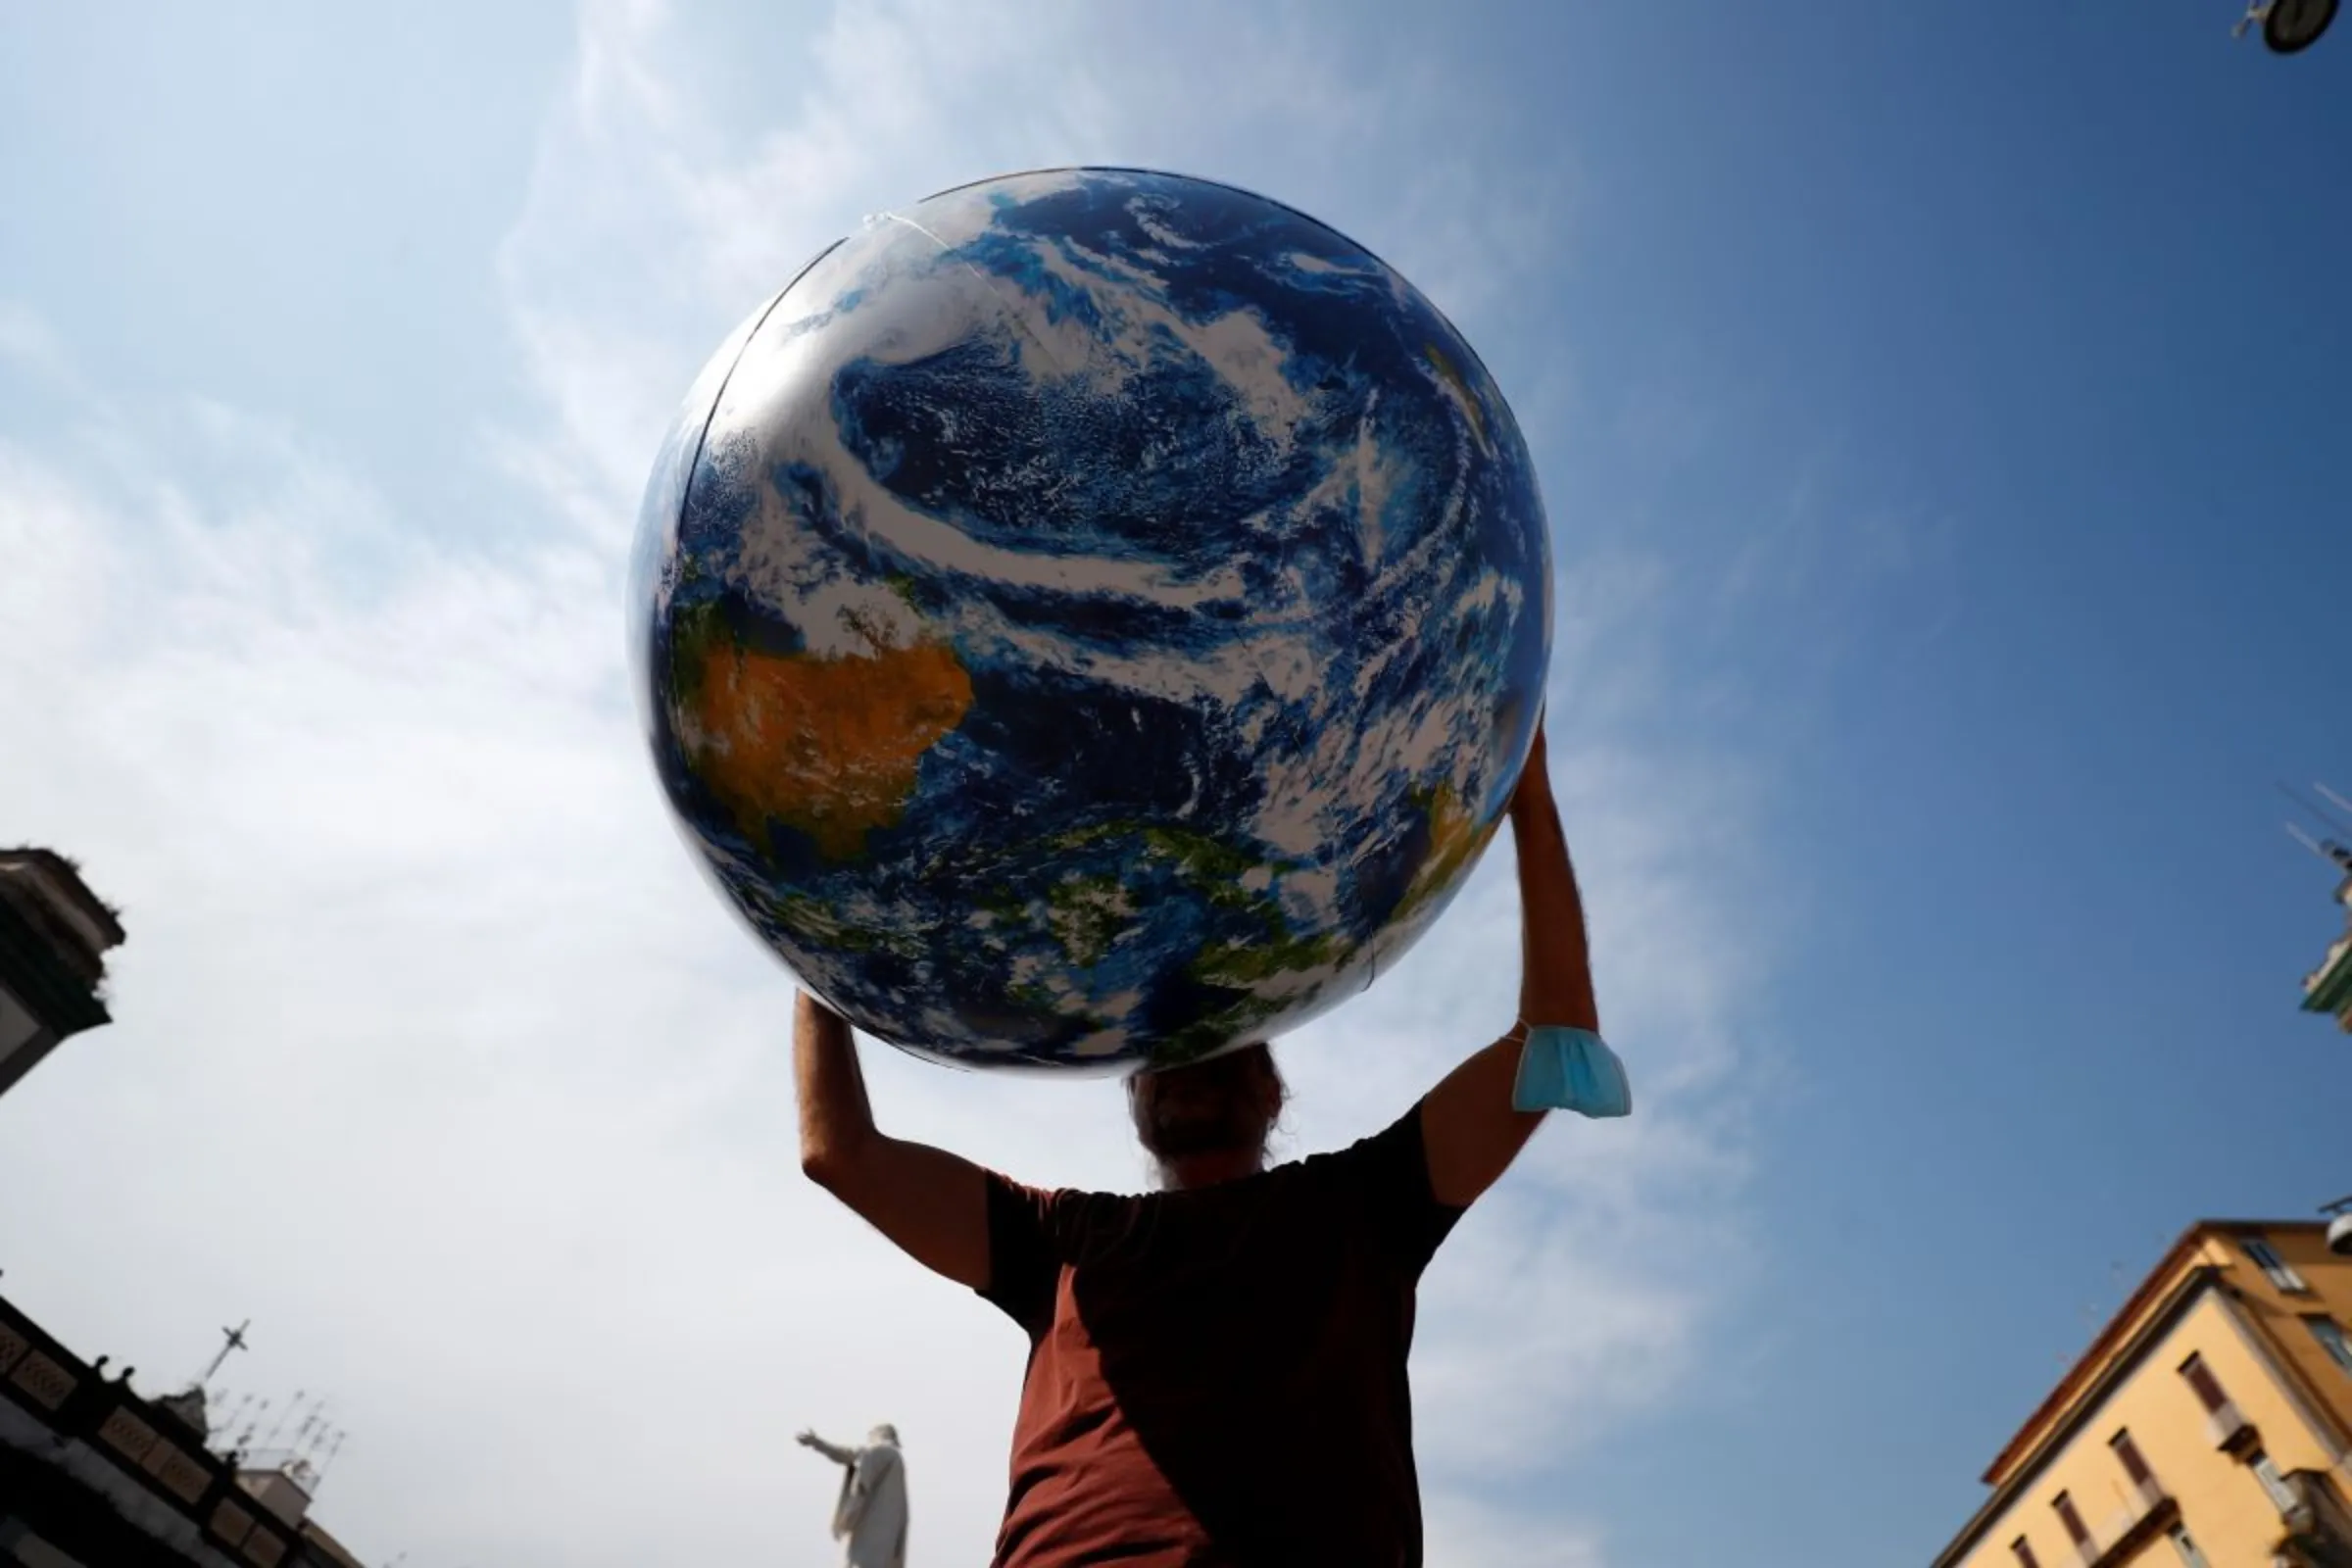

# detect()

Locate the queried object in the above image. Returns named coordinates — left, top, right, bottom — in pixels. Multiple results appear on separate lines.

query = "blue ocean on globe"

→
left=630, top=168, right=1552, bottom=1072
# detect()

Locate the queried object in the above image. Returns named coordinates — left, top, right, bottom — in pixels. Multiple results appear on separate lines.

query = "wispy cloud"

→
left=0, top=3, right=1796, bottom=1564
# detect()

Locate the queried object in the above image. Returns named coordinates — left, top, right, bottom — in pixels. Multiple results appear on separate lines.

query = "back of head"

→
left=1126, top=1042, right=1288, bottom=1187
left=868, top=1423, right=900, bottom=1447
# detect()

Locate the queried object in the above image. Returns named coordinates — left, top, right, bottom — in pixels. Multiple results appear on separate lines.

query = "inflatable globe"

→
left=630, top=168, right=1551, bottom=1072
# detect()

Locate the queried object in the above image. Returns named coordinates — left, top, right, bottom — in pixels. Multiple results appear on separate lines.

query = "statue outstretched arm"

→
left=796, top=1429, right=857, bottom=1466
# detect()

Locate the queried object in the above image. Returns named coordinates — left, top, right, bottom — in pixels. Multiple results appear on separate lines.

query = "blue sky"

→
left=2, top=3, right=2347, bottom=1565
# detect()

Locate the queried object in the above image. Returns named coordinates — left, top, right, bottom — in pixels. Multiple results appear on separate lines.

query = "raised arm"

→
left=796, top=991, right=992, bottom=1290
left=1419, top=722, right=1602, bottom=1207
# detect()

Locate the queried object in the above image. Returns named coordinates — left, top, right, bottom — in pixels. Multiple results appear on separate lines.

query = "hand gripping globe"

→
left=630, top=168, right=1552, bottom=1073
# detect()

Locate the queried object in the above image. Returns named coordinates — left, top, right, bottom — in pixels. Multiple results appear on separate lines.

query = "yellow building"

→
left=1933, top=1221, right=2352, bottom=1568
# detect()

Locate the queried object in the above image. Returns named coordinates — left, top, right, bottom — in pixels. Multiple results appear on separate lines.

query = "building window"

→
left=2240, top=1237, right=2308, bottom=1293
left=2306, top=1315, right=2352, bottom=1375
left=2178, top=1352, right=2232, bottom=1413
left=2053, top=1492, right=2090, bottom=1546
left=2012, top=1535, right=2042, bottom=1568
left=2167, top=1524, right=2210, bottom=1568
left=2111, top=1428, right=2157, bottom=1492
left=2248, top=1449, right=2300, bottom=1513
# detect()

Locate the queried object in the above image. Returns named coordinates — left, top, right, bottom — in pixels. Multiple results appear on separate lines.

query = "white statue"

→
left=797, top=1424, right=908, bottom=1568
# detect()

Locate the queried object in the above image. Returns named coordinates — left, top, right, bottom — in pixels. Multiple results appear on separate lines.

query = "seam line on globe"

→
left=674, top=237, right=848, bottom=534
left=878, top=212, right=1071, bottom=378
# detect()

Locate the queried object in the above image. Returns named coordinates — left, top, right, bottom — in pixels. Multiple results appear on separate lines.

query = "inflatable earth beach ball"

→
left=629, top=167, right=1552, bottom=1073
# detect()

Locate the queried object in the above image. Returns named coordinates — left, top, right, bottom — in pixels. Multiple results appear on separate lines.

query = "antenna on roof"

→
left=260, top=1390, right=302, bottom=1451
left=296, top=1396, right=340, bottom=1465
left=2292, top=781, right=2352, bottom=833
left=2277, top=780, right=2351, bottom=835
left=235, top=1397, right=270, bottom=1454
left=2284, top=824, right=2352, bottom=876
left=213, top=1392, right=256, bottom=1454
left=2288, top=822, right=2335, bottom=858
left=315, top=1429, right=348, bottom=1488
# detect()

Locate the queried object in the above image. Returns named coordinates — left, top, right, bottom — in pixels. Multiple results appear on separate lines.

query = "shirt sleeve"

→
left=976, top=1171, right=1062, bottom=1336
left=1336, top=1101, right=1467, bottom=1281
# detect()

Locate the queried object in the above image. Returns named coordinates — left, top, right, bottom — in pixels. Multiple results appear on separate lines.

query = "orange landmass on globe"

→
left=682, top=634, right=973, bottom=861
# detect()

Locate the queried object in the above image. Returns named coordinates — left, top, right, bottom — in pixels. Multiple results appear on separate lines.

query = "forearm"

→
left=791, top=990, right=995, bottom=1289
left=806, top=1435, right=857, bottom=1465
left=1510, top=786, right=1599, bottom=1033
left=1418, top=740, right=1610, bottom=1206
left=796, top=991, right=879, bottom=1177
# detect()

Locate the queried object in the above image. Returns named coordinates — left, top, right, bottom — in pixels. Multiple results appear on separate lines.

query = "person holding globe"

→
left=629, top=162, right=1621, bottom=1567
left=795, top=718, right=1627, bottom=1566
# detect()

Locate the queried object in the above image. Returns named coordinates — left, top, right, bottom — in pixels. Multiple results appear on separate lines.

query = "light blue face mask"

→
left=1511, top=1025, right=1632, bottom=1118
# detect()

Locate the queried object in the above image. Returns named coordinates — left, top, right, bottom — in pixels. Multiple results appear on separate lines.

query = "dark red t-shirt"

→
left=977, top=1104, right=1465, bottom=1567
